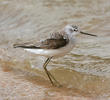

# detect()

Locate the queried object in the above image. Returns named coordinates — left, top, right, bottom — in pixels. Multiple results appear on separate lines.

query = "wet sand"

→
left=0, top=66, right=100, bottom=100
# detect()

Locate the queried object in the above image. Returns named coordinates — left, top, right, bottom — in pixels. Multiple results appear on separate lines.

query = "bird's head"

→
left=64, top=25, right=97, bottom=37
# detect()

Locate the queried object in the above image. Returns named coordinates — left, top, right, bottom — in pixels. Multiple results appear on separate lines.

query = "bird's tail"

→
left=13, top=44, right=26, bottom=48
left=13, top=44, right=40, bottom=49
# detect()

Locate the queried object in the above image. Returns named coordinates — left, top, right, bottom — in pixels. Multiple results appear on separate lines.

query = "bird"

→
left=13, top=25, right=97, bottom=87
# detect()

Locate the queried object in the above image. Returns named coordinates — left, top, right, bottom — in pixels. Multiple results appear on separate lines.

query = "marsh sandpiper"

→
left=13, top=25, right=97, bottom=87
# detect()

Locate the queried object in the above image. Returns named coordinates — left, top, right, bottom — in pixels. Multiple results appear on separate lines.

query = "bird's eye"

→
left=74, top=28, right=78, bottom=32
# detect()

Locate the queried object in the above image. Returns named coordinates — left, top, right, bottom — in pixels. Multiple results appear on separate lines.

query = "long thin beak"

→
left=80, top=31, right=97, bottom=37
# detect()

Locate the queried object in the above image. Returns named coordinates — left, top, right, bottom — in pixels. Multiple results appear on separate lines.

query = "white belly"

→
left=24, top=42, right=75, bottom=58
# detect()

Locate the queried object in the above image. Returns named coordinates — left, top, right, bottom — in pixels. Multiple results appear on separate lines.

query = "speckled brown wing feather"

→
left=39, top=38, right=68, bottom=49
left=13, top=32, right=69, bottom=49
left=13, top=38, right=69, bottom=49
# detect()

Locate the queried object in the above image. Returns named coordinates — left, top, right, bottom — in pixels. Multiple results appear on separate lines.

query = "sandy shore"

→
left=0, top=65, right=97, bottom=100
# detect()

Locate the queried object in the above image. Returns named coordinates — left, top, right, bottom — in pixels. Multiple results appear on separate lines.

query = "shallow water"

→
left=0, top=0, right=110, bottom=99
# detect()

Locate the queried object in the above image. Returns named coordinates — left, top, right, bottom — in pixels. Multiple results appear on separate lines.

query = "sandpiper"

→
left=13, top=25, right=97, bottom=87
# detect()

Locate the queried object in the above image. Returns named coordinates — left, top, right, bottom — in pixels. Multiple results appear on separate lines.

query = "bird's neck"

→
left=67, top=34, right=76, bottom=45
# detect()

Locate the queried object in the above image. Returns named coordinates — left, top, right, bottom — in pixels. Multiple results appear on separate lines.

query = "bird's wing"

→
left=13, top=38, right=68, bottom=49
left=39, top=38, right=68, bottom=49
left=13, top=32, right=69, bottom=49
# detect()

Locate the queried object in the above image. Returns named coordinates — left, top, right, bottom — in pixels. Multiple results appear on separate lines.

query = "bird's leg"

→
left=43, top=57, right=61, bottom=87
left=43, top=57, right=54, bottom=86
left=47, top=70, right=61, bottom=86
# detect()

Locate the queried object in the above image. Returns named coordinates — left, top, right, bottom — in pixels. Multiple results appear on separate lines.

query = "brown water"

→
left=0, top=0, right=110, bottom=99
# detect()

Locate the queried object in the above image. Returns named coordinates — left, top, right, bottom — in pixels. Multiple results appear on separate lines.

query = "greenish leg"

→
left=43, top=57, right=61, bottom=87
